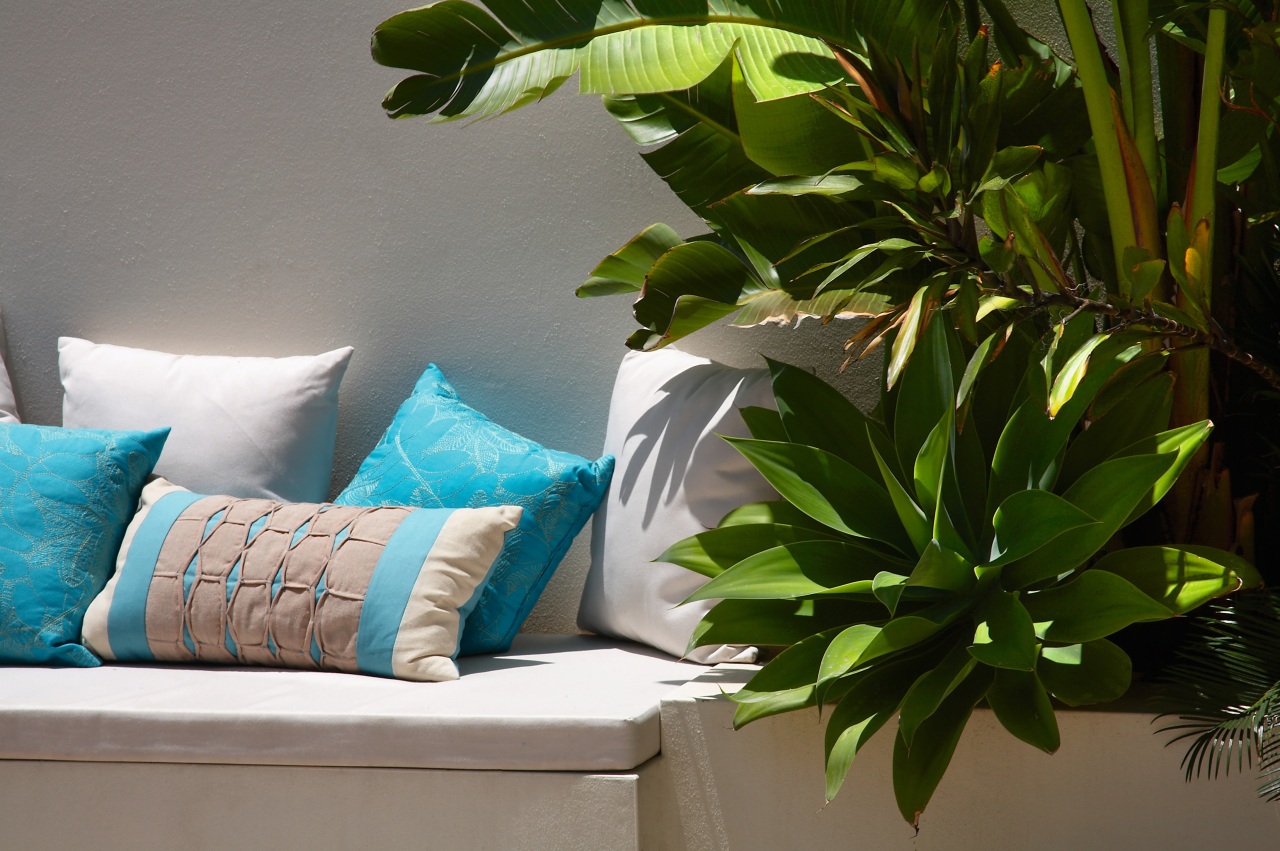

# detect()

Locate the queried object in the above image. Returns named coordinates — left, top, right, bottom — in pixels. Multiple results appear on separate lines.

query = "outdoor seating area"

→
left=5, top=2, right=1280, bottom=848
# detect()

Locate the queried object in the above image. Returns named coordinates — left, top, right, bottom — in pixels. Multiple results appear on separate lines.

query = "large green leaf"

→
left=1002, top=453, right=1176, bottom=589
left=689, top=597, right=884, bottom=650
left=577, top=223, right=685, bottom=296
left=817, top=602, right=967, bottom=696
left=912, top=407, right=952, bottom=517
left=374, top=1, right=966, bottom=122
left=739, top=406, right=788, bottom=442
left=897, top=644, right=978, bottom=747
left=1057, top=371, right=1174, bottom=491
left=766, top=357, right=884, bottom=481
left=683, top=540, right=909, bottom=602
left=1036, top=639, right=1132, bottom=707
left=732, top=627, right=843, bottom=727
left=628, top=240, right=768, bottom=350
left=1046, top=333, right=1110, bottom=418
left=1022, top=570, right=1174, bottom=643
left=968, top=590, right=1037, bottom=671
left=907, top=541, right=976, bottom=594
left=870, top=434, right=932, bottom=555
left=892, top=665, right=993, bottom=827
left=725, top=438, right=911, bottom=552
left=718, top=499, right=832, bottom=530
left=986, top=668, right=1060, bottom=754
left=656, top=523, right=839, bottom=579
left=1092, top=546, right=1261, bottom=614
left=892, top=302, right=958, bottom=467
left=602, top=59, right=771, bottom=215
left=730, top=61, right=870, bottom=175
left=986, top=489, right=1100, bottom=567
left=985, top=335, right=1142, bottom=519
left=377, top=3, right=833, bottom=122
left=825, top=650, right=941, bottom=800
left=1111, top=422, right=1215, bottom=525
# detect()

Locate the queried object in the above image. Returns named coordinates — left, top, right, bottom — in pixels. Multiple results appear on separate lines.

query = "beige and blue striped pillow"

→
left=82, top=478, right=520, bottom=681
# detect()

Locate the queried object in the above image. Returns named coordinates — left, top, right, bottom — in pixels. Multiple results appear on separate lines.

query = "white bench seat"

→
left=0, top=635, right=702, bottom=772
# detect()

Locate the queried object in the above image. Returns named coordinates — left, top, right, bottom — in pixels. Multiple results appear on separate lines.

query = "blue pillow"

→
left=336, top=365, right=613, bottom=654
left=0, top=423, right=168, bottom=666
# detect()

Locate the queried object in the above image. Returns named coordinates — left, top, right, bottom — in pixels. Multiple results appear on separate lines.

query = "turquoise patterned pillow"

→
left=336, top=365, right=613, bottom=654
left=0, top=423, right=167, bottom=666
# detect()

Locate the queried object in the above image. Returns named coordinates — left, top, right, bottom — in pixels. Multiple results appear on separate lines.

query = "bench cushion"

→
left=0, top=635, right=700, bottom=771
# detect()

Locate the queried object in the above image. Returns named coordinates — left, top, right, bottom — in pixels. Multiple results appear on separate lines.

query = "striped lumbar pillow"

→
left=82, top=478, right=520, bottom=681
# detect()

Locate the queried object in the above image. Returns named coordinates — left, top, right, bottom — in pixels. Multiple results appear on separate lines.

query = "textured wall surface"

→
left=0, top=2, right=880, bottom=633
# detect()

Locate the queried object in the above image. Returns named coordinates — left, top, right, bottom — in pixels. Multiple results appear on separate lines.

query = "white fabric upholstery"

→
left=0, top=760, right=654, bottom=851
left=58, top=337, right=352, bottom=502
left=0, top=635, right=700, bottom=772
left=580, top=348, right=776, bottom=663
left=0, top=309, right=18, bottom=423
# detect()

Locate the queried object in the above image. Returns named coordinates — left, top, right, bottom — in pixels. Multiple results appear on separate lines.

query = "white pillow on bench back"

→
left=59, top=337, right=352, bottom=502
left=580, top=348, right=777, bottom=663
left=0, top=309, right=19, bottom=423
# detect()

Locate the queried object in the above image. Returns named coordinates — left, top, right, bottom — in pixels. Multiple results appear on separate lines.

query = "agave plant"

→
left=657, top=317, right=1259, bottom=825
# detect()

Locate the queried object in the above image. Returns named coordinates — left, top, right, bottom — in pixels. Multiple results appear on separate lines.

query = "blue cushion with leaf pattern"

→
left=335, top=364, right=612, bottom=654
left=0, top=423, right=167, bottom=666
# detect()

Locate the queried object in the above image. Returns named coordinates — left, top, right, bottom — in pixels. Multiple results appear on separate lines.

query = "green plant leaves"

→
left=1001, top=453, right=1175, bottom=589
left=1092, top=545, right=1261, bottom=613
left=818, top=617, right=947, bottom=699
left=601, top=57, right=771, bottom=215
left=683, top=540, right=909, bottom=602
left=969, top=591, right=1037, bottom=671
left=893, top=665, right=993, bottom=828
left=725, top=438, right=911, bottom=552
left=1037, top=639, right=1132, bottom=707
left=657, top=523, right=839, bottom=579
left=627, top=240, right=770, bottom=350
left=1057, top=370, right=1174, bottom=491
left=577, top=223, right=684, bottom=297
left=689, top=597, right=884, bottom=650
left=987, top=490, right=1099, bottom=567
left=897, top=645, right=978, bottom=747
left=732, top=628, right=843, bottom=727
left=1047, top=333, right=1109, bottom=418
left=765, top=358, right=883, bottom=480
left=825, top=651, right=937, bottom=800
left=1022, top=571, right=1174, bottom=643
left=986, top=668, right=1060, bottom=753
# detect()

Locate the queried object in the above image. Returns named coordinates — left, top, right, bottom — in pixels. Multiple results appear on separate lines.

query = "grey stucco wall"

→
left=0, top=2, right=887, bottom=633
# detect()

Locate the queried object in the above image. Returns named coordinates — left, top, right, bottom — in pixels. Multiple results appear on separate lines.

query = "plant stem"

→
left=1002, top=289, right=1280, bottom=392
left=1117, top=0, right=1158, bottom=197
left=1058, top=0, right=1137, bottom=296
left=1189, top=7, right=1227, bottom=259
left=1169, top=6, right=1228, bottom=539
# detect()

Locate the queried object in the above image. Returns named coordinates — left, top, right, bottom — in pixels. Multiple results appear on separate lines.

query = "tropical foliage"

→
left=369, top=0, right=1280, bottom=821
left=1158, top=589, right=1280, bottom=801
left=657, top=320, right=1256, bottom=824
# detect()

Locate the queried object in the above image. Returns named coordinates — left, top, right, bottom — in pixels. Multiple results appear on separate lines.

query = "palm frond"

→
left=1156, top=589, right=1280, bottom=799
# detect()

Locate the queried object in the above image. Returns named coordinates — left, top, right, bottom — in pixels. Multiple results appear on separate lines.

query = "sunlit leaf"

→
left=1023, top=570, right=1174, bottom=643
left=1037, top=639, right=1132, bottom=707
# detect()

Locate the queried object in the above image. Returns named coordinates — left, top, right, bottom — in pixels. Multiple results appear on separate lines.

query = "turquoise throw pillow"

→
left=336, top=365, right=613, bottom=654
left=0, top=423, right=168, bottom=666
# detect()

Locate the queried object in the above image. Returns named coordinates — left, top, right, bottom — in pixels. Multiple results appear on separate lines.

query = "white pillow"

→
left=579, top=348, right=777, bottom=663
left=59, top=338, right=353, bottom=502
left=0, top=309, right=19, bottom=423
